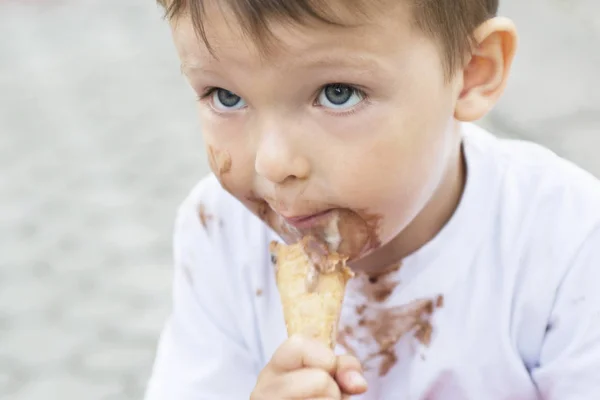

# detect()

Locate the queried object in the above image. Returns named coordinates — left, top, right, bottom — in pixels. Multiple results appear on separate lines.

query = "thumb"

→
left=335, top=354, right=368, bottom=395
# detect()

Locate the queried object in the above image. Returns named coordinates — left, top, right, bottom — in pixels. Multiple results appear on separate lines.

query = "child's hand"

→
left=251, top=335, right=368, bottom=399
left=335, top=354, right=368, bottom=397
left=251, top=335, right=339, bottom=399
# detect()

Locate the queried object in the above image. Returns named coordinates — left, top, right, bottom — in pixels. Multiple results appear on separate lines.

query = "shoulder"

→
left=462, top=123, right=600, bottom=298
left=464, top=123, right=600, bottom=252
left=176, top=173, right=239, bottom=227
left=462, top=123, right=600, bottom=365
left=174, top=173, right=272, bottom=276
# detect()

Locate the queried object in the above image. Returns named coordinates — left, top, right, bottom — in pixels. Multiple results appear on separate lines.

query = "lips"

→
left=281, top=209, right=334, bottom=229
left=254, top=198, right=377, bottom=261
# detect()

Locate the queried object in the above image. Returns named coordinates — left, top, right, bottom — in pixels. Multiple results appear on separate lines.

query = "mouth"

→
left=252, top=198, right=379, bottom=261
left=281, top=209, right=335, bottom=229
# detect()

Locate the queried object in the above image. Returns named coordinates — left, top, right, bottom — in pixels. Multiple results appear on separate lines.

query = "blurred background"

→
left=0, top=0, right=598, bottom=398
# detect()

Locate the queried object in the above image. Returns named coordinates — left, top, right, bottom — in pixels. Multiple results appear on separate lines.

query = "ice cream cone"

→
left=270, top=237, right=354, bottom=349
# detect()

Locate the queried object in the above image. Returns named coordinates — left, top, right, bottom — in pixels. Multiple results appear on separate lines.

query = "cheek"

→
left=329, top=117, right=451, bottom=243
left=207, top=145, right=232, bottom=176
left=203, top=116, right=257, bottom=190
left=206, top=145, right=235, bottom=193
left=376, top=136, right=451, bottom=241
left=205, top=141, right=256, bottom=198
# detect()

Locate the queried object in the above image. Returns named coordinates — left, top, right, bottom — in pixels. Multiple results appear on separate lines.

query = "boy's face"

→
left=172, top=2, right=464, bottom=263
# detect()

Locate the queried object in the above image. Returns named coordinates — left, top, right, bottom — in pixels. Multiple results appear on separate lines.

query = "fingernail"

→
left=348, top=370, right=367, bottom=388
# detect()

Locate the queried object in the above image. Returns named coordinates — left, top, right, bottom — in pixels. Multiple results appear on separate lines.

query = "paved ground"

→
left=0, top=0, right=598, bottom=399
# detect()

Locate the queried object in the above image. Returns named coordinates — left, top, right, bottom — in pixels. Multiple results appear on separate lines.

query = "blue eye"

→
left=212, top=89, right=246, bottom=110
left=317, top=84, right=364, bottom=109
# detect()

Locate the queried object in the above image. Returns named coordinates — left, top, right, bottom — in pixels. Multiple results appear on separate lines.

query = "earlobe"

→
left=454, top=17, right=518, bottom=122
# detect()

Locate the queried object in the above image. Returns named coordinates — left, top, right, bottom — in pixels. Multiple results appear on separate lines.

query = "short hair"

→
left=157, top=0, right=498, bottom=79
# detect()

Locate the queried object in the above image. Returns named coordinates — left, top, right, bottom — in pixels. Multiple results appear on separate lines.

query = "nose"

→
left=254, top=128, right=311, bottom=184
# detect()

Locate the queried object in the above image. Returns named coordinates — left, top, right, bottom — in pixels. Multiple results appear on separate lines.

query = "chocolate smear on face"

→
left=207, top=145, right=233, bottom=192
left=257, top=201, right=269, bottom=221
left=362, top=210, right=383, bottom=249
left=245, top=192, right=299, bottom=244
left=260, top=208, right=381, bottom=262
left=243, top=193, right=384, bottom=263
left=333, top=209, right=382, bottom=261
left=207, top=145, right=232, bottom=176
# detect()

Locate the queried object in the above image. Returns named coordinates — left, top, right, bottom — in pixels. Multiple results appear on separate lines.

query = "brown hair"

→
left=157, top=0, right=498, bottom=78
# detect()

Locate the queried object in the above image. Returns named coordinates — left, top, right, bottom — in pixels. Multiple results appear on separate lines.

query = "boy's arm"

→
left=144, top=200, right=259, bottom=399
left=532, top=225, right=600, bottom=399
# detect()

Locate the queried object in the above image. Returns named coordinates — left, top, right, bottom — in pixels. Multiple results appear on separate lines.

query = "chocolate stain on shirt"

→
left=181, top=263, right=194, bottom=286
left=339, top=294, right=443, bottom=377
left=436, top=294, right=445, bottom=308
left=255, top=288, right=263, bottom=296
left=545, top=319, right=557, bottom=333
left=355, top=262, right=402, bottom=303
left=198, top=203, right=213, bottom=231
left=370, top=263, right=403, bottom=302
left=337, top=325, right=359, bottom=357
left=414, top=320, right=433, bottom=346
left=368, top=298, right=439, bottom=375
left=378, top=348, right=398, bottom=376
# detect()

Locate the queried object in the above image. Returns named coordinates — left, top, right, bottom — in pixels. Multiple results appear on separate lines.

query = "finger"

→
left=335, top=355, right=368, bottom=395
left=279, top=367, right=342, bottom=399
left=271, top=335, right=337, bottom=374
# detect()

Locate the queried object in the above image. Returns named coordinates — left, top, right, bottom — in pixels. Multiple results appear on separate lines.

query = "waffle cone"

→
left=270, top=239, right=354, bottom=349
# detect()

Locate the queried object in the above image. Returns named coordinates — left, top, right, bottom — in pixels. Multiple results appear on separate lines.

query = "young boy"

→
left=145, top=0, right=600, bottom=398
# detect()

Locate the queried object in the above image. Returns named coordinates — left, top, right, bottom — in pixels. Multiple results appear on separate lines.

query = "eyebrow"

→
left=294, top=53, right=382, bottom=72
left=181, top=52, right=383, bottom=76
left=180, top=61, right=207, bottom=76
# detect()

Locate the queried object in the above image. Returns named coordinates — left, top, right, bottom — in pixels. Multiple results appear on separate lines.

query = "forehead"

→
left=172, top=0, right=418, bottom=72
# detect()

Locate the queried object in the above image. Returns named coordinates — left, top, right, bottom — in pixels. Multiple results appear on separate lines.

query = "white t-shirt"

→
left=145, top=123, right=600, bottom=400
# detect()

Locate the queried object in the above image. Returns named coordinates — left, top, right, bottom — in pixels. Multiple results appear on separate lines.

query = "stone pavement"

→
left=0, top=0, right=598, bottom=399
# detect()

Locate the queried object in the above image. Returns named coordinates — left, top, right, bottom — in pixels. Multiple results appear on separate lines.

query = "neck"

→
left=349, top=124, right=466, bottom=275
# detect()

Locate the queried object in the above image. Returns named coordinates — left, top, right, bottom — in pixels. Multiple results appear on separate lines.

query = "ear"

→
left=454, top=17, right=518, bottom=122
